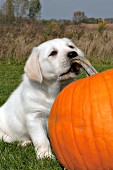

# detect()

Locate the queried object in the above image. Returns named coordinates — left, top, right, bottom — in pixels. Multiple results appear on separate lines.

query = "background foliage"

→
left=0, top=20, right=113, bottom=64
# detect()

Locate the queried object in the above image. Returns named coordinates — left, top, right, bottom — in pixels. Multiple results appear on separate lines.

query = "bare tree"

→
left=29, top=0, right=41, bottom=19
left=21, top=0, right=29, bottom=17
left=0, top=0, right=41, bottom=20
left=73, top=11, right=87, bottom=23
left=2, top=0, right=15, bottom=21
left=13, top=0, right=29, bottom=17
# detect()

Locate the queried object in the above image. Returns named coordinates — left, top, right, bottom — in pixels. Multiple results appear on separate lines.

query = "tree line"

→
left=0, top=2, right=113, bottom=24
left=73, top=11, right=113, bottom=24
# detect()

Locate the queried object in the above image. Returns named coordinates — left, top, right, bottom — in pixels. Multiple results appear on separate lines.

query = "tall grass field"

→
left=0, top=20, right=113, bottom=169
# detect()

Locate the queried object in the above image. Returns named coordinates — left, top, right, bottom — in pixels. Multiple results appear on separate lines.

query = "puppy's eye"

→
left=49, top=51, right=57, bottom=56
left=69, top=45, right=74, bottom=49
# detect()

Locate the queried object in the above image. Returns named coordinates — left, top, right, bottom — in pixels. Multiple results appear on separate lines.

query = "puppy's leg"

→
left=0, top=130, right=14, bottom=143
left=26, top=114, right=54, bottom=159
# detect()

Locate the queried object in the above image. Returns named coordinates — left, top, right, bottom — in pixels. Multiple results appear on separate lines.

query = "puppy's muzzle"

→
left=67, top=51, right=78, bottom=59
left=67, top=51, right=81, bottom=75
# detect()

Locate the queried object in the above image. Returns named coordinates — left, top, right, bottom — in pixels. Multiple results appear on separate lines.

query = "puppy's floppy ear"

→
left=24, top=47, right=43, bottom=83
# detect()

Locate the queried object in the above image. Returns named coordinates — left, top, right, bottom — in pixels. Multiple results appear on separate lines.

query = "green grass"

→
left=0, top=61, right=24, bottom=105
left=0, top=61, right=113, bottom=170
left=0, top=141, right=62, bottom=170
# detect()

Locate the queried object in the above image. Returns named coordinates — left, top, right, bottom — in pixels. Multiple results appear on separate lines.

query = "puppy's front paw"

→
left=20, top=140, right=32, bottom=147
left=36, top=147, right=55, bottom=159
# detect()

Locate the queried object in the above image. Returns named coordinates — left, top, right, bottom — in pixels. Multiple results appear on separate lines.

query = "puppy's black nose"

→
left=67, top=51, right=78, bottom=59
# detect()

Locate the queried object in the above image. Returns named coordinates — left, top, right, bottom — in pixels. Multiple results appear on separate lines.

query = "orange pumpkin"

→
left=48, top=68, right=113, bottom=170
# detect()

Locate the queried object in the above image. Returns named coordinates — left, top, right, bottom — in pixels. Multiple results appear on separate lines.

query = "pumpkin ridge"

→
left=81, top=77, right=98, bottom=169
left=59, top=87, right=75, bottom=169
left=101, top=71, right=113, bottom=118
left=71, top=82, right=89, bottom=170
left=95, top=73, right=113, bottom=167
left=100, top=72, right=113, bottom=162
left=89, top=75, right=105, bottom=169
left=68, top=83, right=86, bottom=169
left=88, top=78, right=103, bottom=168
left=54, top=91, right=69, bottom=168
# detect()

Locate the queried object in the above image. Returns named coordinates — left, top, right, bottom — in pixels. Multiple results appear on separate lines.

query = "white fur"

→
left=0, top=38, right=84, bottom=158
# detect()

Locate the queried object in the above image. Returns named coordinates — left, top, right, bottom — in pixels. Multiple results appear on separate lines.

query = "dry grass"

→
left=0, top=21, right=113, bottom=64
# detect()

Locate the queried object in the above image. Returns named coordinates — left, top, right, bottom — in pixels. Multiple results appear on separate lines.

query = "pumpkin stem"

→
left=71, top=57, right=98, bottom=76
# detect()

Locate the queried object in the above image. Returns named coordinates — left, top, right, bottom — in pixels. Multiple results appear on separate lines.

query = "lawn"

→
left=0, top=60, right=112, bottom=170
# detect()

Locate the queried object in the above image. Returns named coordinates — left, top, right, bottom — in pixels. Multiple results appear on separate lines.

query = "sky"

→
left=40, top=0, right=113, bottom=20
left=0, top=0, right=113, bottom=20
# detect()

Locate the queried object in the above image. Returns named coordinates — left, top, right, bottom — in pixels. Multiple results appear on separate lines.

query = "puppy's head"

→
left=24, top=38, right=84, bottom=83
